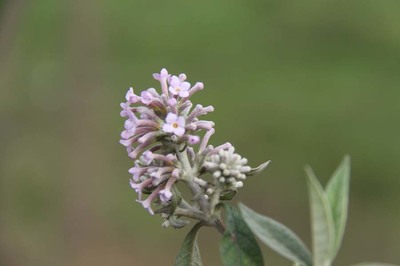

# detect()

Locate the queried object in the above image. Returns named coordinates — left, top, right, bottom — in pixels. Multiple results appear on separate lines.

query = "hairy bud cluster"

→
left=203, top=147, right=250, bottom=191
left=120, top=68, right=269, bottom=227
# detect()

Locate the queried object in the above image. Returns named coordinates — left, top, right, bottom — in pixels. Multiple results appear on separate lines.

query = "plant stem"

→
left=176, top=145, right=211, bottom=214
left=213, top=217, right=226, bottom=234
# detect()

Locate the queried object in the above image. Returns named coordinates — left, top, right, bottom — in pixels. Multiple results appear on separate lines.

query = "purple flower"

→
left=138, top=186, right=162, bottom=215
left=169, top=76, right=190, bottom=98
left=120, top=102, right=134, bottom=119
left=141, top=151, right=154, bottom=165
left=120, top=68, right=235, bottom=218
left=128, top=163, right=148, bottom=181
left=153, top=68, right=170, bottom=96
left=159, top=189, right=173, bottom=203
left=125, top=87, right=140, bottom=104
left=162, top=113, right=185, bottom=137
left=130, top=178, right=152, bottom=200
left=152, top=68, right=169, bottom=81
left=120, top=129, right=135, bottom=140
left=159, top=170, right=179, bottom=203
left=140, top=90, right=155, bottom=105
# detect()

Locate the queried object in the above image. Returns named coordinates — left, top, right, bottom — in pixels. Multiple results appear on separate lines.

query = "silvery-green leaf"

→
left=239, top=203, right=312, bottom=266
left=305, top=166, right=335, bottom=266
left=247, top=161, right=271, bottom=176
left=175, top=222, right=203, bottom=266
left=169, top=216, right=190, bottom=229
left=220, top=204, right=264, bottom=266
left=325, top=155, right=350, bottom=259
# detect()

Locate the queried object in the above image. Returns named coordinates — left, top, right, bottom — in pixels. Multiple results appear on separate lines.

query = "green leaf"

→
left=247, top=160, right=271, bottom=176
left=175, top=222, right=203, bottom=266
left=325, top=155, right=350, bottom=259
left=350, top=263, right=400, bottom=266
left=305, top=166, right=335, bottom=266
left=220, top=204, right=264, bottom=266
left=239, top=203, right=312, bottom=266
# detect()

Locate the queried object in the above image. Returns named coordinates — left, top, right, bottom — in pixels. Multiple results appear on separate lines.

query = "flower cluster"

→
left=203, top=147, right=250, bottom=192
left=120, top=68, right=269, bottom=225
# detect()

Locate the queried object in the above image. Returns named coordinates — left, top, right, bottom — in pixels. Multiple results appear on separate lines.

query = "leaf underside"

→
left=220, top=204, right=264, bottom=266
left=305, top=166, right=336, bottom=266
left=175, top=222, right=203, bottom=266
left=325, top=155, right=350, bottom=259
left=239, top=203, right=312, bottom=266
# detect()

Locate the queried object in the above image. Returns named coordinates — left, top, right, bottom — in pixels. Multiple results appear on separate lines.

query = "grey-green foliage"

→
left=305, top=156, right=350, bottom=266
left=325, top=155, right=350, bottom=258
left=175, top=222, right=203, bottom=266
left=237, top=155, right=398, bottom=266
left=239, top=203, right=312, bottom=266
left=219, top=204, right=264, bottom=266
left=306, top=166, right=336, bottom=266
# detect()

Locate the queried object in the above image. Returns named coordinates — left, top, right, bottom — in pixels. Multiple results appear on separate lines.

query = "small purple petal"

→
left=162, top=123, right=174, bottom=133
left=165, top=113, right=178, bottom=123
left=124, top=119, right=136, bottom=130
left=119, top=138, right=133, bottom=147
left=181, top=82, right=191, bottom=90
left=170, top=76, right=180, bottom=87
left=174, top=127, right=185, bottom=137
left=141, top=151, right=154, bottom=165
left=126, top=87, right=140, bottom=103
left=176, top=116, right=186, bottom=127
left=121, top=129, right=135, bottom=139
left=159, top=189, right=173, bottom=203
left=141, top=90, right=155, bottom=105
left=178, top=90, right=189, bottom=98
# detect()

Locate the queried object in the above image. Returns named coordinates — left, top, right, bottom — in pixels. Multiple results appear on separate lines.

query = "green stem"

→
left=176, top=145, right=211, bottom=214
left=209, top=188, right=221, bottom=214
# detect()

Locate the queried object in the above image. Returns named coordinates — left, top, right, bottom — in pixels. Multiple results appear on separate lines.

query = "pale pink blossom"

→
left=169, top=75, right=190, bottom=98
left=162, top=113, right=185, bottom=137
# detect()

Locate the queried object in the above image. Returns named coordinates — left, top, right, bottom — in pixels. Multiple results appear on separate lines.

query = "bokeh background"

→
left=1, top=1, right=400, bottom=265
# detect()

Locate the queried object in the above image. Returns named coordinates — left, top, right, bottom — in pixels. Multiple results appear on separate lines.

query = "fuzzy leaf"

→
left=247, top=161, right=271, bottom=176
left=325, top=155, right=350, bottom=259
left=220, top=204, right=264, bottom=266
left=239, top=203, right=312, bottom=266
left=175, top=222, right=203, bottom=266
left=305, top=166, right=335, bottom=266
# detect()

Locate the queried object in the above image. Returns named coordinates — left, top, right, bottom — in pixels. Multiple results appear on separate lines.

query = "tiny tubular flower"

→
left=159, top=172, right=179, bottom=203
left=169, top=75, right=191, bottom=98
left=137, top=186, right=163, bottom=215
left=128, top=163, right=148, bottom=182
left=140, top=151, right=155, bottom=165
left=162, top=113, right=186, bottom=137
left=126, top=87, right=141, bottom=104
left=140, top=90, right=156, bottom=105
left=130, top=178, right=152, bottom=200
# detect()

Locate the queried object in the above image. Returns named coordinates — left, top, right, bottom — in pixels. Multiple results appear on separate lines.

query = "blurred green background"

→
left=1, top=1, right=400, bottom=265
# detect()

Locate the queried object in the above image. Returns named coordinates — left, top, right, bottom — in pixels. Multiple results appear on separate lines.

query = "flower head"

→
left=120, top=68, right=269, bottom=223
